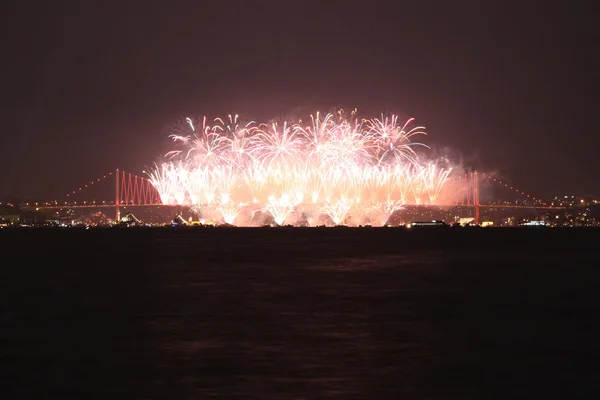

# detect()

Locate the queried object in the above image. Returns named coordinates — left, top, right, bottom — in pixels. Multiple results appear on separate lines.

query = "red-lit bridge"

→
left=32, top=169, right=563, bottom=223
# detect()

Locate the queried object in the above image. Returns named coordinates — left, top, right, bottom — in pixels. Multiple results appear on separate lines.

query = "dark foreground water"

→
left=1, top=227, right=600, bottom=399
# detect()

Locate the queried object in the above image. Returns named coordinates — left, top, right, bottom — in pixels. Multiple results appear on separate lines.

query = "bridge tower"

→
left=474, top=171, right=480, bottom=224
left=115, top=168, right=120, bottom=221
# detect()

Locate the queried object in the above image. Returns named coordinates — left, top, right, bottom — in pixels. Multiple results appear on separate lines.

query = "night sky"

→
left=1, top=1, right=597, bottom=200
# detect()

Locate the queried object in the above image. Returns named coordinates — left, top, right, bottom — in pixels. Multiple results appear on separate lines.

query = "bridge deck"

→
left=31, top=204, right=564, bottom=210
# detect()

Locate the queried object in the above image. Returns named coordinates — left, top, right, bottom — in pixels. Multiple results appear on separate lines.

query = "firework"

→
left=149, top=110, right=455, bottom=226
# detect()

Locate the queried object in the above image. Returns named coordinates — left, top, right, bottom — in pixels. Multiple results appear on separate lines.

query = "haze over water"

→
left=1, top=227, right=599, bottom=398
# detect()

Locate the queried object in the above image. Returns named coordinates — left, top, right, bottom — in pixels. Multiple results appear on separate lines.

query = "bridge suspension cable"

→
left=480, top=173, right=548, bottom=206
left=63, top=169, right=160, bottom=206
left=65, top=171, right=115, bottom=199
left=116, top=169, right=161, bottom=206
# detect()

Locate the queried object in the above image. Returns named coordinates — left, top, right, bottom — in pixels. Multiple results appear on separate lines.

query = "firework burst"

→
left=149, top=109, right=455, bottom=226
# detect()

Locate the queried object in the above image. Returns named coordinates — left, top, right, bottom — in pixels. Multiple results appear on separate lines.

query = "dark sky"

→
left=1, top=1, right=597, bottom=200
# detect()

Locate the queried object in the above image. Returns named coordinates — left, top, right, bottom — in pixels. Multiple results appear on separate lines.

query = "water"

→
left=1, top=227, right=599, bottom=398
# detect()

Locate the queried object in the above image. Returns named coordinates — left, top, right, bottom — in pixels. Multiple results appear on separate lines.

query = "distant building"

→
left=0, top=205, right=20, bottom=225
left=407, top=220, right=449, bottom=228
left=459, top=217, right=475, bottom=226
left=520, top=220, right=547, bottom=227
left=117, top=213, right=143, bottom=227
left=0, top=204, right=50, bottom=226
left=552, top=195, right=600, bottom=208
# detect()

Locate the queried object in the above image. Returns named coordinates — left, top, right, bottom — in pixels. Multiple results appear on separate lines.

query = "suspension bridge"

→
left=28, top=168, right=562, bottom=224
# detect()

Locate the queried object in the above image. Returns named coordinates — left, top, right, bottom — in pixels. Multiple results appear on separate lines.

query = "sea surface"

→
left=1, top=227, right=599, bottom=399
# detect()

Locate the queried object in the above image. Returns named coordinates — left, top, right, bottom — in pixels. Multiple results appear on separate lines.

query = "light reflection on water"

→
left=149, top=252, right=442, bottom=398
left=308, top=254, right=442, bottom=271
left=1, top=228, right=599, bottom=398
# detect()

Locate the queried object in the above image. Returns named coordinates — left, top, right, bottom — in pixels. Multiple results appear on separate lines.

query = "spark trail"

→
left=148, top=109, right=455, bottom=226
